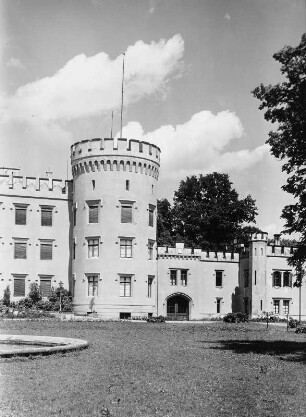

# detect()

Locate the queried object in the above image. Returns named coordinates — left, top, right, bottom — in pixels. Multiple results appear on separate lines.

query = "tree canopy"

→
left=157, top=172, right=259, bottom=250
left=252, top=34, right=306, bottom=284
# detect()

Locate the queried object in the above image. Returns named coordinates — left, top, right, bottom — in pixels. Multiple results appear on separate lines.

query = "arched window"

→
left=273, top=271, right=281, bottom=287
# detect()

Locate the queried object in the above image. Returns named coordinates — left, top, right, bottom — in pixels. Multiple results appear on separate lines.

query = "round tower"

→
left=70, top=138, right=160, bottom=318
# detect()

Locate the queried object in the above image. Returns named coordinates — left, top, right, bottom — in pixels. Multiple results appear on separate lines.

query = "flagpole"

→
left=120, top=53, right=125, bottom=139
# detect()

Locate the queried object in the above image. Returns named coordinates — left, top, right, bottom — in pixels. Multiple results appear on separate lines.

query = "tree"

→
left=171, top=172, right=258, bottom=250
left=252, top=34, right=306, bottom=285
left=3, top=286, right=11, bottom=307
left=157, top=199, right=175, bottom=246
left=28, top=282, right=42, bottom=304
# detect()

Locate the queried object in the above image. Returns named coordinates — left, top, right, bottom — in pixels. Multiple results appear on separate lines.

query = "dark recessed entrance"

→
left=167, top=295, right=189, bottom=321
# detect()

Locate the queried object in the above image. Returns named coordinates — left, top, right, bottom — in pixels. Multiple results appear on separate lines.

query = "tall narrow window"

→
left=215, top=270, right=223, bottom=287
left=121, top=203, right=133, bottom=223
left=41, top=206, right=53, bottom=226
left=14, top=240, right=27, bottom=259
left=273, top=271, right=281, bottom=287
left=88, top=203, right=99, bottom=224
left=73, top=204, right=77, bottom=226
left=254, top=270, right=257, bottom=285
left=126, top=180, right=129, bottom=191
left=181, top=270, right=188, bottom=286
left=148, top=276, right=154, bottom=298
left=260, top=300, right=263, bottom=310
left=73, top=238, right=76, bottom=259
left=244, top=270, right=249, bottom=287
left=148, top=205, right=155, bottom=227
left=92, top=180, right=95, bottom=190
left=40, top=276, right=52, bottom=297
left=40, top=241, right=53, bottom=260
left=273, top=299, right=280, bottom=314
left=13, top=275, right=26, bottom=297
left=120, top=276, right=131, bottom=297
left=148, top=240, right=154, bottom=260
left=15, top=204, right=27, bottom=225
left=87, top=275, right=99, bottom=296
left=88, top=238, right=99, bottom=258
left=170, top=270, right=177, bottom=286
left=120, top=238, right=132, bottom=258
left=283, top=271, right=292, bottom=287
left=216, top=298, right=222, bottom=314
left=283, top=300, right=290, bottom=315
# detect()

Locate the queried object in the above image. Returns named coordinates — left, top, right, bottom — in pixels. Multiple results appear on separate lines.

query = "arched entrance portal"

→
left=166, top=294, right=191, bottom=321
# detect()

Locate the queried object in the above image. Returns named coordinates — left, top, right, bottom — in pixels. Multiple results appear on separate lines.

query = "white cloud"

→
left=119, top=111, right=269, bottom=183
left=6, top=57, right=25, bottom=70
left=3, top=35, right=184, bottom=123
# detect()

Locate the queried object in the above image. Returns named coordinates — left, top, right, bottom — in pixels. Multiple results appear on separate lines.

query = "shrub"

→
left=223, top=312, right=249, bottom=323
left=28, top=283, right=42, bottom=304
left=3, top=285, right=11, bottom=307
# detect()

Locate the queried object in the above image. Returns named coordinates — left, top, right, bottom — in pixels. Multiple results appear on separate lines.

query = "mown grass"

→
left=0, top=320, right=305, bottom=417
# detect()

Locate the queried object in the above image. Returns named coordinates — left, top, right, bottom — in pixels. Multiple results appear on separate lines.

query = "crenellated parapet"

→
left=0, top=173, right=72, bottom=198
left=70, top=138, right=160, bottom=179
left=158, top=243, right=239, bottom=263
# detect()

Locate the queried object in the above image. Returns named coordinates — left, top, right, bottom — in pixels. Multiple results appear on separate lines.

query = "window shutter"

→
left=15, top=207, right=26, bottom=225
left=40, top=278, right=51, bottom=297
left=14, top=242, right=27, bottom=259
left=41, top=243, right=53, bottom=260
left=121, top=206, right=132, bottom=223
left=89, top=205, right=99, bottom=223
left=41, top=208, right=52, bottom=226
left=14, top=278, right=25, bottom=296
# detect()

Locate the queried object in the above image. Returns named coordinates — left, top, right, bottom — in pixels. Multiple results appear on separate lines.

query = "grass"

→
left=0, top=321, right=305, bottom=417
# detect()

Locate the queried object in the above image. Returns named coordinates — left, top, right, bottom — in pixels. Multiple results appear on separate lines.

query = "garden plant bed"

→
left=0, top=321, right=305, bottom=417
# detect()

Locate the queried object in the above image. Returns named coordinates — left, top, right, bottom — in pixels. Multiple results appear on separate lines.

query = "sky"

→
left=0, top=0, right=305, bottom=237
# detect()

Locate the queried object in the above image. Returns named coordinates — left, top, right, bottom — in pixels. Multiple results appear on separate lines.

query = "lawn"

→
left=0, top=320, right=305, bottom=417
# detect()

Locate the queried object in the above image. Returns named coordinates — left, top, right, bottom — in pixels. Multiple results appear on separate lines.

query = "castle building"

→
left=0, top=138, right=305, bottom=320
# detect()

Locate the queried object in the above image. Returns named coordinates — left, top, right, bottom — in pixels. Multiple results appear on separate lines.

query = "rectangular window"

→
left=170, top=270, right=177, bottom=286
left=215, top=270, right=223, bottom=287
left=87, top=275, right=99, bottom=296
left=15, top=205, right=27, bottom=225
left=148, top=276, right=154, bottom=298
left=273, top=299, right=280, bottom=314
left=13, top=275, right=26, bottom=297
left=255, top=270, right=257, bottom=285
left=14, top=241, right=27, bottom=259
left=40, top=276, right=52, bottom=297
left=88, top=238, right=99, bottom=258
left=148, top=240, right=154, bottom=260
left=244, top=270, right=249, bottom=287
left=181, top=270, right=188, bottom=286
left=121, top=204, right=133, bottom=223
left=283, top=271, right=292, bottom=287
left=120, top=276, right=131, bottom=297
left=283, top=300, right=290, bottom=315
left=273, top=271, right=282, bottom=287
left=216, top=298, right=222, bottom=314
left=126, top=180, right=129, bottom=191
left=73, top=238, right=76, bottom=259
left=120, top=238, right=132, bottom=258
left=40, top=241, right=53, bottom=260
left=148, top=205, right=155, bottom=227
left=41, top=206, right=53, bottom=226
left=88, top=203, right=99, bottom=224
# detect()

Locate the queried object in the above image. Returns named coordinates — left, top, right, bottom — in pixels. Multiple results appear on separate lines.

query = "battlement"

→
left=71, top=138, right=160, bottom=179
left=250, top=232, right=268, bottom=242
left=266, top=245, right=295, bottom=257
left=0, top=173, right=72, bottom=198
left=158, top=243, right=239, bottom=262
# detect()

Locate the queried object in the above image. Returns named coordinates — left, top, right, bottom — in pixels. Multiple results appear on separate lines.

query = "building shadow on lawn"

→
left=199, top=340, right=306, bottom=363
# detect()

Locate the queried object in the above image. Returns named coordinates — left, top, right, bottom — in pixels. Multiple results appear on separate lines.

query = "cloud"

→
left=3, top=35, right=184, bottom=123
left=6, top=57, right=25, bottom=70
left=119, top=111, right=269, bottom=184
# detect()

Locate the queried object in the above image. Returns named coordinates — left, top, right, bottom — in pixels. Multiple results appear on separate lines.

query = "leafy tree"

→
left=171, top=172, right=258, bottom=250
left=157, top=199, right=175, bottom=246
left=252, top=34, right=306, bottom=285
